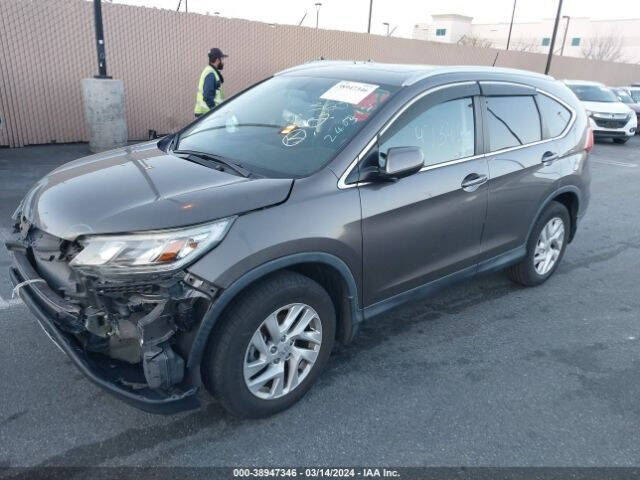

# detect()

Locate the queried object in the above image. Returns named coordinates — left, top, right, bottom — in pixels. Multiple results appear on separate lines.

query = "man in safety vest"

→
left=194, top=47, right=228, bottom=117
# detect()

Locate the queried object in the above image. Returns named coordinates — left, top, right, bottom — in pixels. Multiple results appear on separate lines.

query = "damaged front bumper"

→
left=7, top=244, right=201, bottom=414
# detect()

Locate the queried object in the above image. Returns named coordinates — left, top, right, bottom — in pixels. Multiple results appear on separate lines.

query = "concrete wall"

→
left=3, top=0, right=640, bottom=148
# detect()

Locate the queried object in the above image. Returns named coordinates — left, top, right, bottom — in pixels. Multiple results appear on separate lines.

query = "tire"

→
left=506, top=201, right=570, bottom=287
left=613, top=137, right=629, bottom=144
left=202, top=270, right=336, bottom=418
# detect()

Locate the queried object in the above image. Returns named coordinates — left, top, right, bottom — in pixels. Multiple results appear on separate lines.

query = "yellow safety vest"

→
left=194, top=65, right=224, bottom=115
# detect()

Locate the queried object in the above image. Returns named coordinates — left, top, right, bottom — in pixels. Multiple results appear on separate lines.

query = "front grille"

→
left=95, top=282, right=158, bottom=296
left=593, top=118, right=628, bottom=129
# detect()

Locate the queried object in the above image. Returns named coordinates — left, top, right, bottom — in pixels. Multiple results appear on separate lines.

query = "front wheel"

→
left=202, top=271, right=336, bottom=418
left=506, top=201, right=570, bottom=286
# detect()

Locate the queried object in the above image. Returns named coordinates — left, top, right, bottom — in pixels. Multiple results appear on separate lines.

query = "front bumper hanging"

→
left=7, top=245, right=200, bottom=414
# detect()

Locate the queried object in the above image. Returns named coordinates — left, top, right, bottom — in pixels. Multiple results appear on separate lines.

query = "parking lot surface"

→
left=1, top=138, right=640, bottom=467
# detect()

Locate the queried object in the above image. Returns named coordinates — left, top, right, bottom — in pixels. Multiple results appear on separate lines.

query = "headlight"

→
left=70, top=217, right=235, bottom=274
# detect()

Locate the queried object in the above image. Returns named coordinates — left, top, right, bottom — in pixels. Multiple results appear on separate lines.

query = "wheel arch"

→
left=186, top=252, right=362, bottom=370
left=527, top=185, right=581, bottom=244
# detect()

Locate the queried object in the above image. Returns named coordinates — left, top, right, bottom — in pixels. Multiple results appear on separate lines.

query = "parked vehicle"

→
left=620, top=86, right=640, bottom=104
left=564, top=80, right=637, bottom=144
left=612, top=88, right=640, bottom=133
left=6, top=63, right=592, bottom=418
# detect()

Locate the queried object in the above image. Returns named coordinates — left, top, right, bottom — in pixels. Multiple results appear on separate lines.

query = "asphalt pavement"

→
left=1, top=137, right=640, bottom=467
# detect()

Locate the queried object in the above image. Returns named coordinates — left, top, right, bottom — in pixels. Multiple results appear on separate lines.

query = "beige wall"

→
left=2, top=0, right=640, bottom=148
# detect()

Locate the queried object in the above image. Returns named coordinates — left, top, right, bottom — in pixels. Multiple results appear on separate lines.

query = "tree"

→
left=581, top=32, right=625, bottom=62
left=510, top=37, right=539, bottom=53
left=457, top=34, right=493, bottom=49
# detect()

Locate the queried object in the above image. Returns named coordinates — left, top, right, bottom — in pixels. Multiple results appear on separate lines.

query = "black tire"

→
left=613, top=137, right=629, bottom=144
left=202, top=271, right=336, bottom=418
left=506, top=201, right=570, bottom=287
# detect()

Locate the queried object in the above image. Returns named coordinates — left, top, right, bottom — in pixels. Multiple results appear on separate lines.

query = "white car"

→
left=620, top=86, right=640, bottom=104
left=564, top=80, right=637, bottom=144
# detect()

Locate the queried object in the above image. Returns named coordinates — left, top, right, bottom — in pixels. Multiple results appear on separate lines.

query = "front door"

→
left=358, top=82, right=489, bottom=306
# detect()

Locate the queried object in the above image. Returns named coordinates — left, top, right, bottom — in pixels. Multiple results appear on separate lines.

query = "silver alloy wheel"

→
left=243, top=303, right=322, bottom=400
left=534, top=216, right=565, bottom=276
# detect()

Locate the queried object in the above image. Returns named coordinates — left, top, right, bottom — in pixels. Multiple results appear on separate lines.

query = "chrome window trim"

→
left=337, top=136, right=378, bottom=189
left=337, top=82, right=577, bottom=190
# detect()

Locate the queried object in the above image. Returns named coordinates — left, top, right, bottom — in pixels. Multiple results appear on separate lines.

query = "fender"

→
left=186, top=252, right=362, bottom=369
left=526, top=184, right=582, bottom=243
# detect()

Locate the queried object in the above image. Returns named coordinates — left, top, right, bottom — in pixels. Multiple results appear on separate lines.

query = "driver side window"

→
left=379, top=97, right=475, bottom=167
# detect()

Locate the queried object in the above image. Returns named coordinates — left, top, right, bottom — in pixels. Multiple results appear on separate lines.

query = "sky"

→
left=107, top=0, right=640, bottom=38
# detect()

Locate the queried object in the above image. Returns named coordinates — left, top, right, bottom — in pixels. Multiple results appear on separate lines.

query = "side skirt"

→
left=361, top=245, right=526, bottom=322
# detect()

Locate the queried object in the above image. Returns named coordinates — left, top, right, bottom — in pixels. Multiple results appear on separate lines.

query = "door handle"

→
left=461, top=173, right=488, bottom=190
left=542, top=151, right=559, bottom=166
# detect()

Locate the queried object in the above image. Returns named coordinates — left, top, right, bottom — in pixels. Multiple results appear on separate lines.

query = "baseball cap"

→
left=208, top=47, right=228, bottom=60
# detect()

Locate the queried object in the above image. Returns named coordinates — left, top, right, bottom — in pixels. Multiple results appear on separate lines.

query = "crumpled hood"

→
left=21, top=141, right=293, bottom=240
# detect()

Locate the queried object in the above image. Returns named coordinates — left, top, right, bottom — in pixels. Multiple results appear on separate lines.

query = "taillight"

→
left=585, top=127, right=594, bottom=152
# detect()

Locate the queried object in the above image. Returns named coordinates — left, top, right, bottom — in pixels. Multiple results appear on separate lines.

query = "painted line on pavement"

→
left=0, top=294, right=23, bottom=310
left=593, top=159, right=637, bottom=168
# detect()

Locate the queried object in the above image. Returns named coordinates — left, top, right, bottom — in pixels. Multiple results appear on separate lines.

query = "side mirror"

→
left=378, top=146, right=424, bottom=179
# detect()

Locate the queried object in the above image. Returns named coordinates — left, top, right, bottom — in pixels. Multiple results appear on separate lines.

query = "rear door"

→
left=358, top=82, right=489, bottom=306
left=478, top=82, right=568, bottom=262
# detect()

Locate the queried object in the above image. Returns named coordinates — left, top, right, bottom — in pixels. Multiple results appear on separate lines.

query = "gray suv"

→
left=6, top=62, right=592, bottom=418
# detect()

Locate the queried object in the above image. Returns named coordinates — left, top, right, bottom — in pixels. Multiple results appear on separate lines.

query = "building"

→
left=413, top=14, right=640, bottom=64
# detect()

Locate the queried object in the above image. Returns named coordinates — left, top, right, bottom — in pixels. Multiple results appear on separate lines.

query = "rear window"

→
left=486, top=96, right=541, bottom=152
left=536, top=94, right=572, bottom=138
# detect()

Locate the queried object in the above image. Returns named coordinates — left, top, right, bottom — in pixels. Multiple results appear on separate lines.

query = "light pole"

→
left=93, top=0, right=108, bottom=78
left=544, top=0, right=563, bottom=74
left=505, top=0, right=517, bottom=50
left=383, top=22, right=389, bottom=36
left=315, top=3, right=322, bottom=29
left=367, top=0, right=373, bottom=33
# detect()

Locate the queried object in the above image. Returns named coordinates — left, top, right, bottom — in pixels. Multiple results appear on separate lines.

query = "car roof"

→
left=275, top=60, right=553, bottom=87
left=563, top=79, right=605, bottom=87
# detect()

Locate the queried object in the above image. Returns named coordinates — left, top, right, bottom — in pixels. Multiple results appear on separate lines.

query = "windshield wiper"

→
left=172, top=149, right=253, bottom=178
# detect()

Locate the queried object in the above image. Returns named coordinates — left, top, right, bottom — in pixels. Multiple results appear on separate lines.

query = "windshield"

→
left=568, top=84, right=618, bottom=103
left=615, top=90, right=634, bottom=104
left=176, top=76, right=398, bottom=178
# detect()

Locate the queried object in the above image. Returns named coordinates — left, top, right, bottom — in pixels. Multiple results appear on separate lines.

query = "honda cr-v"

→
left=7, top=62, right=591, bottom=417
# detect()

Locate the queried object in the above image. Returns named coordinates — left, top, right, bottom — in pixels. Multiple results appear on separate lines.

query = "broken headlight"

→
left=70, top=217, right=235, bottom=274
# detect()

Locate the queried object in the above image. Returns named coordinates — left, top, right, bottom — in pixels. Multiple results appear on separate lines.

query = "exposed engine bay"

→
left=13, top=218, right=214, bottom=391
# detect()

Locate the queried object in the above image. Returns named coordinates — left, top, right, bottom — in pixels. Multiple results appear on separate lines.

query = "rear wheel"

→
left=613, top=137, right=630, bottom=144
left=506, top=201, right=570, bottom=286
left=202, top=271, right=336, bottom=418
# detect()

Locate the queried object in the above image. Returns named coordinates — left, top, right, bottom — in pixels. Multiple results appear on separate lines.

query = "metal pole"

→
left=93, top=0, right=108, bottom=78
left=559, top=15, right=570, bottom=55
left=367, top=0, right=373, bottom=33
left=544, top=0, right=563, bottom=75
left=383, top=22, right=389, bottom=36
left=315, top=3, right=321, bottom=29
left=505, top=0, right=516, bottom=50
